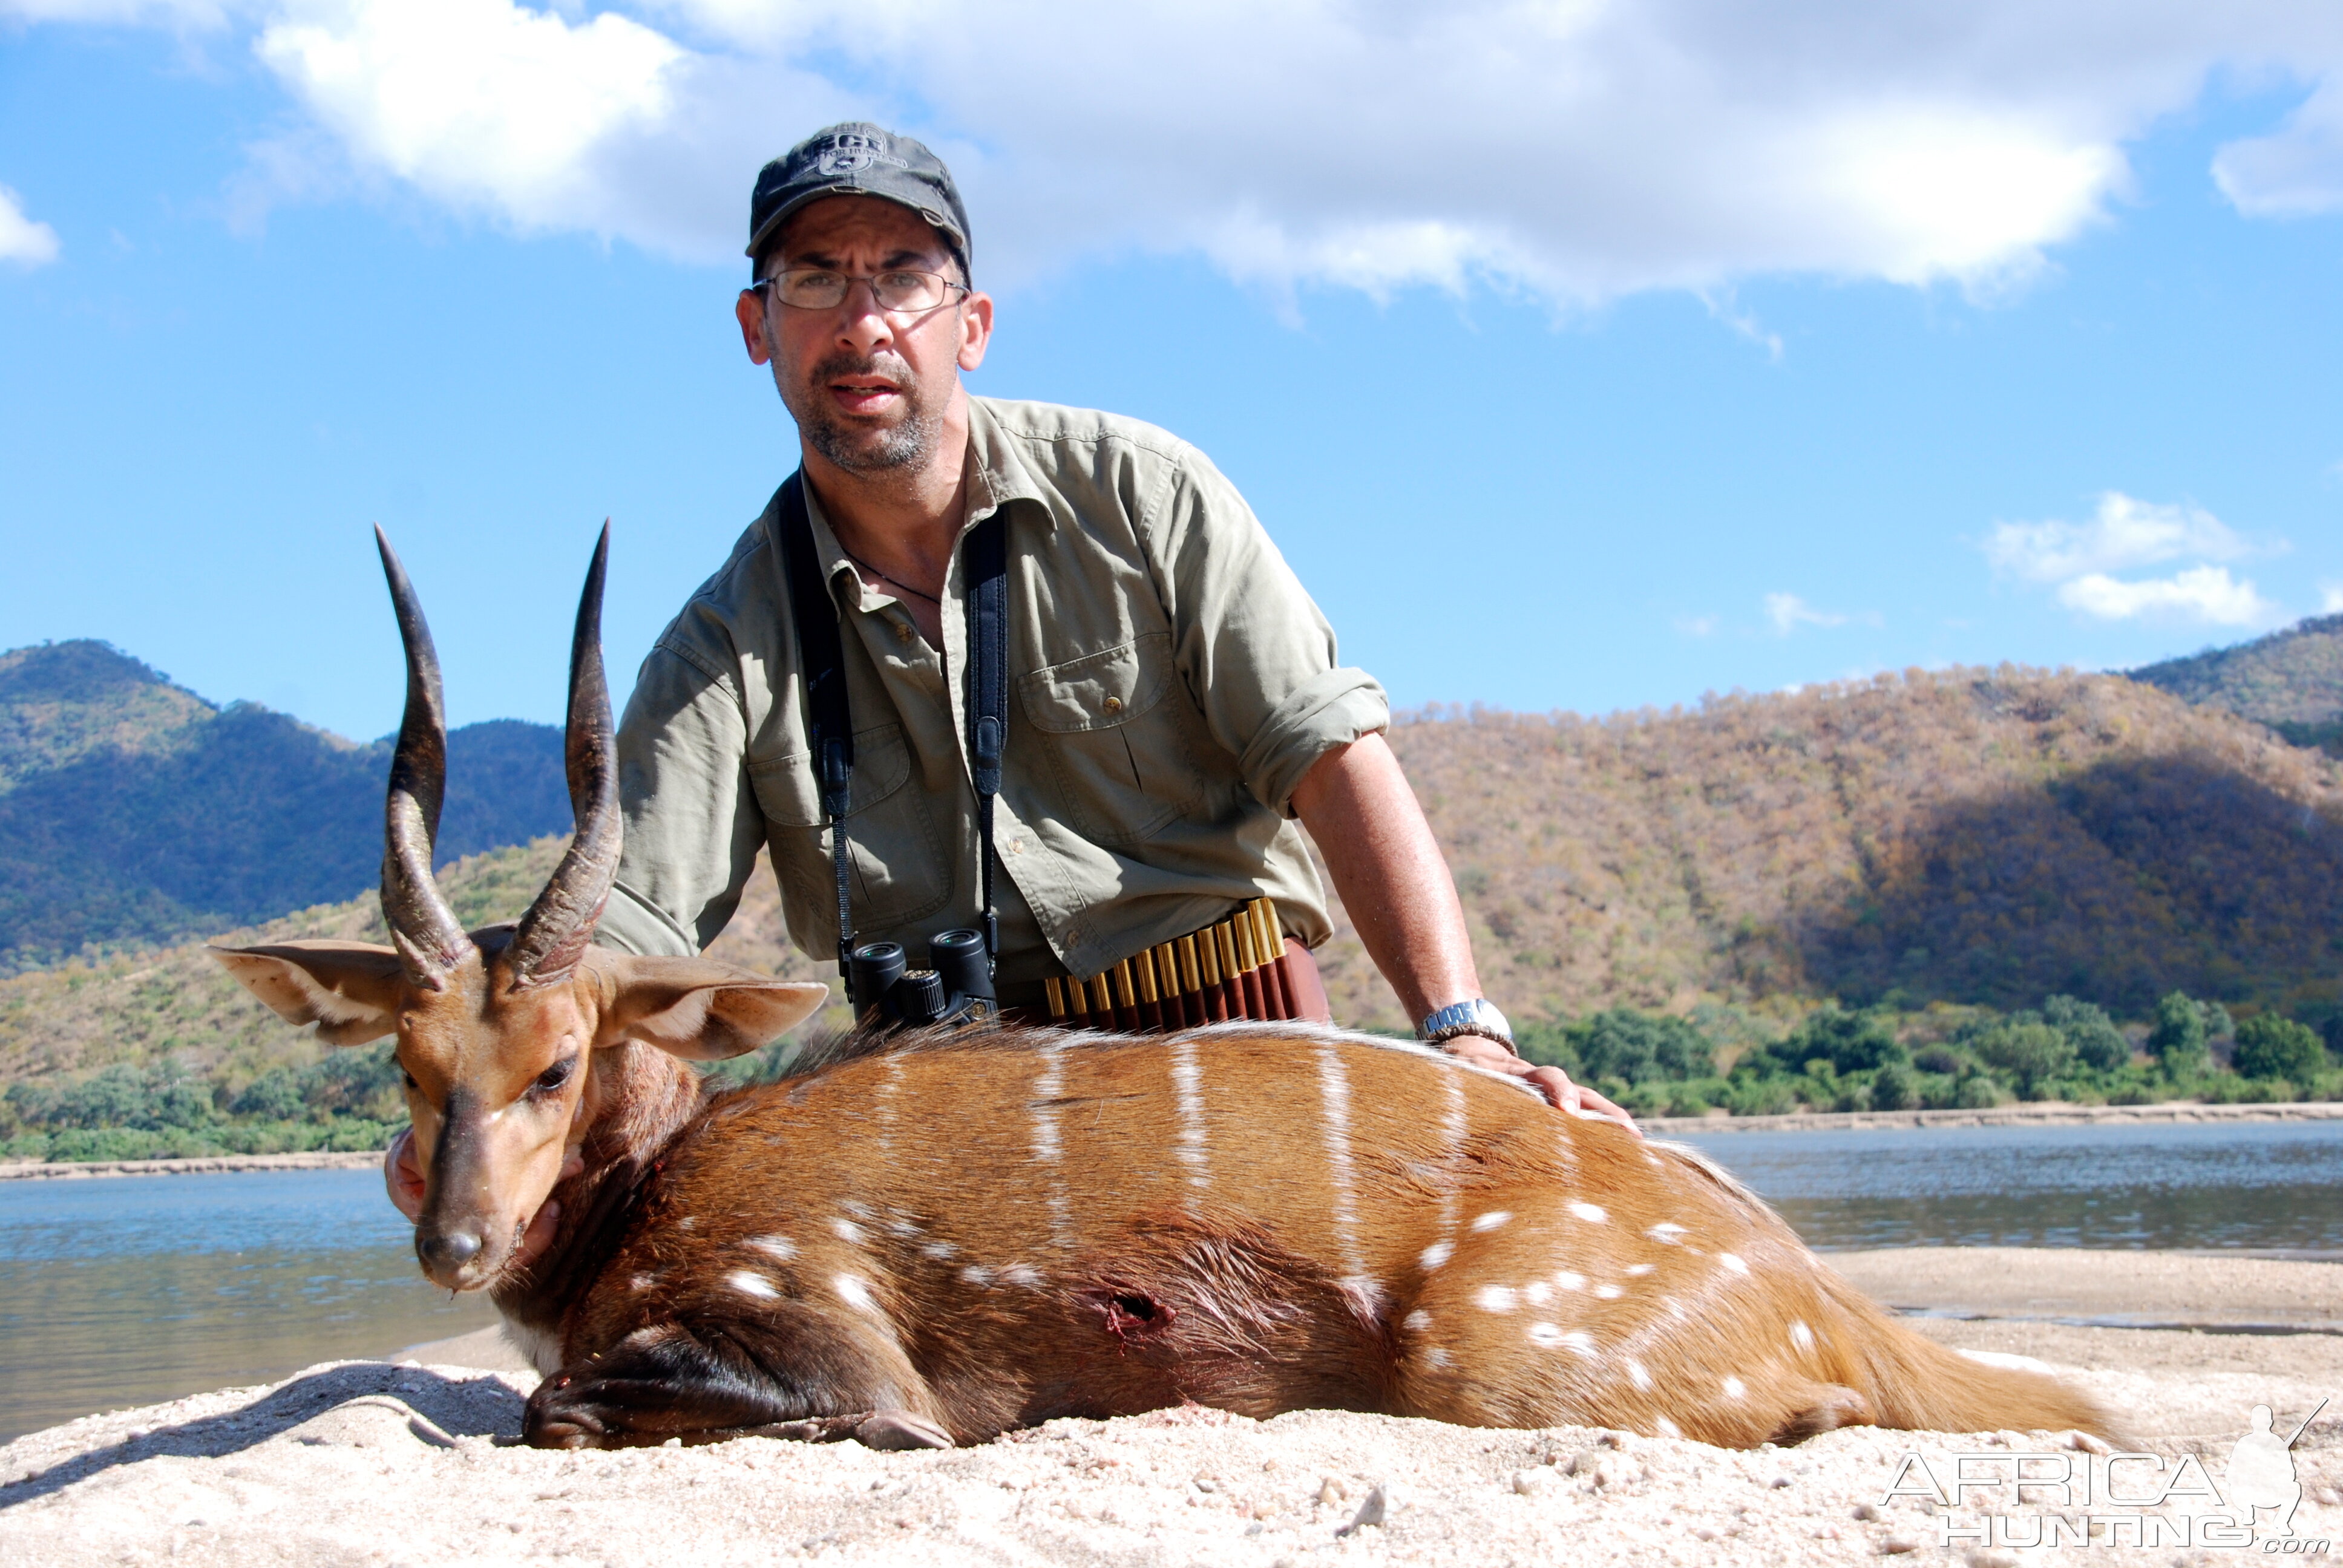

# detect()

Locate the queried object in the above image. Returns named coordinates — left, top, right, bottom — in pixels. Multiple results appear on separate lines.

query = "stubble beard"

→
left=789, top=350, right=942, bottom=475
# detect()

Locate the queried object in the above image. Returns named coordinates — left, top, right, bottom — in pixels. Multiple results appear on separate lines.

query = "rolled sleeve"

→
left=1239, top=664, right=1391, bottom=816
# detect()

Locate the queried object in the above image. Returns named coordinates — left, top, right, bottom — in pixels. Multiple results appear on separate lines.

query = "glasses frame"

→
left=751, top=267, right=972, bottom=316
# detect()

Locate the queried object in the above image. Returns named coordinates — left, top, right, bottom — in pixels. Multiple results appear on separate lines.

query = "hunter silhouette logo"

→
left=2226, top=1399, right=2326, bottom=1540
left=1883, top=1397, right=2330, bottom=1553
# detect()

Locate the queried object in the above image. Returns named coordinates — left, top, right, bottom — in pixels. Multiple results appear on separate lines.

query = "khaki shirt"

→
left=598, top=397, right=1389, bottom=985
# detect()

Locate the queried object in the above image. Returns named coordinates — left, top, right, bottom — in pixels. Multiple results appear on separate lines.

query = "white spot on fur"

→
left=1654, top=1416, right=1682, bottom=1439
left=1403, top=1310, right=1432, bottom=1333
left=1339, top=1276, right=1387, bottom=1328
left=1470, top=1210, right=1510, bottom=1232
left=1553, top=1270, right=1585, bottom=1291
left=1524, top=1279, right=1553, bottom=1307
left=832, top=1218, right=866, bottom=1246
left=1568, top=1201, right=1607, bottom=1223
left=629, top=1274, right=655, bottom=1292
left=960, top=1264, right=995, bottom=1287
left=1789, top=1320, right=1815, bottom=1353
left=1476, top=1285, right=1518, bottom=1313
left=1526, top=1321, right=1564, bottom=1348
left=1628, top=1357, right=1653, bottom=1390
left=834, top=1273, right=877, bottom=1313
left=1419, top=1241, right=1453, bottom=1272
left=747, top=1235, right=797, bottom=1262
left=921, top=1240, right=958, bottom=1260
left=1722, top=1375, right=1746, bottom=1399
left=1559, top=1330, right=1597, bottom=1358
left=887, top=1218, right=920, bottom=1237
left=1424, top=1346, right=1452, bottom=1370
left=727, top=1270, right=778, bottom=1300
left=1594, top=1284, right=1624, bottom=1301
left=675, top=1216, right=695, bottom=1230
left=1719, top=1252, right=1749, bottom=1275
left=1625, top=1263, right=1654, bottom=1276
left=1957, top=1348, right=2055, bottom=1375
left=1647, top=1222, right=1686, bottom=1244
left=840, top=1198, right=871, bottom=1218
left=1001, top=1264, right=1045, bottom=1289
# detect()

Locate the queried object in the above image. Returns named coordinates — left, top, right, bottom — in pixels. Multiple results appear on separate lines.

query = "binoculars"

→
left=850, top=929, right=996, bottom=1030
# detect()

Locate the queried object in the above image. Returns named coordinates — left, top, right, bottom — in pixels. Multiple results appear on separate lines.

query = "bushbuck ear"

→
left=597, top=955, right=833, bottom=1062
left=209, top=941, right=408, bottom=1046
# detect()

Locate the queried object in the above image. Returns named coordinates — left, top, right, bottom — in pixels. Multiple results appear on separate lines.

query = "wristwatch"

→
left=1416, top=998, right=1514, bottom=1050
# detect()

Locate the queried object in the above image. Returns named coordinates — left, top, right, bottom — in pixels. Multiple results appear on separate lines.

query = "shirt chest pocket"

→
left=1017, top=632, right=1207, bottom=845
left=749, top=724, right=949, bottom=928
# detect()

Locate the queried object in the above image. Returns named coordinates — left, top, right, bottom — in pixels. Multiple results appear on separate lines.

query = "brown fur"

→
left=503, top=1020, right=2111, bottom=1449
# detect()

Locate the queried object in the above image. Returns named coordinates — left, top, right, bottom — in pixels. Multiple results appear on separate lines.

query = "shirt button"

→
left=1009, top=838, right=1026, bottom=855
left=1102, top=695, right=1122, bottom=714
left=892, top=619, right=912, bottom=643
left=1067, top=928, right=1082, bottom=945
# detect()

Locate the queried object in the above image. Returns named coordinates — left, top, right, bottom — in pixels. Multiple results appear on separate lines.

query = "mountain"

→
left=1311, top=664, right=2343, bottom=1030
left=0, top=641, right=569, bottom=970
left=2131, top=613, right=2343, bottom=756
left=4, top=663, right=2339, bottom=1127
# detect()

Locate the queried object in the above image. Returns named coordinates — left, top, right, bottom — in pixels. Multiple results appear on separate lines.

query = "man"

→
left=578, top=122, right=1628, bottom=1128
left=380, top=123, right=1627, bottom=1218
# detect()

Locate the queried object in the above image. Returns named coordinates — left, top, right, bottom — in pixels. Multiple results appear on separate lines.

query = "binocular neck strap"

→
left=776, top=471, right=1008, bottom=984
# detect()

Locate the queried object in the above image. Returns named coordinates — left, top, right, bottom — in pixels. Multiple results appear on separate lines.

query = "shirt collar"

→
left=788, top=397, right=1055, bottom=610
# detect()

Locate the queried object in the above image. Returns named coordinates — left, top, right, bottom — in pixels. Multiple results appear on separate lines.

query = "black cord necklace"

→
left=839, top=543, right=942, bottom=606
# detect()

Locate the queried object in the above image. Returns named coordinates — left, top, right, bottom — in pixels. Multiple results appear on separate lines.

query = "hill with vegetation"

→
left=2, top=660, right=2336, bottom=1155
left=2131, top=612, right=2343, bottom=757
left=0, top=641, right=571, bottom=971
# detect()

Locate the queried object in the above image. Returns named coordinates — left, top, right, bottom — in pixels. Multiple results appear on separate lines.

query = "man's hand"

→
left=1440, top=1033, right=1642, bottom=1135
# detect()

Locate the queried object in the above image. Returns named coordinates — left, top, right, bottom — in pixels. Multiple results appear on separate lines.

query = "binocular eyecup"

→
left=850, top=928, right=995, bottom=1031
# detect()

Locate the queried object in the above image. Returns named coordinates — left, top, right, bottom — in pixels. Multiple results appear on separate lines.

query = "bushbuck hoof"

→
left=854, top=1411, right=954, bottom=1450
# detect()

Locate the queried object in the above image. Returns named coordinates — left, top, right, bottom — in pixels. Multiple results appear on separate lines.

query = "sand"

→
left=3, top=1250, right=2337, bottom=1566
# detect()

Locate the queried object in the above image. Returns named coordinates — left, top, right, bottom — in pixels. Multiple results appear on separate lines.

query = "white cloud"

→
left=1673, top=613, right=1720, bottom=638
left=16, top=1, right=2343, bottom=306
left=1984, top=491, right=2252, bottom=584
left=2321, top=584, right=2343, bottom=613
left=2056, top=565, right=2275, bottom=626
left=1765, top=593, right=1847, bottom=635
left=2215, top=75, right=2343, bottom=216
left=1984, top=491, right=2287, bottom=628
left=0, top=185, right=60, bottom=267
left=255, top=0, right=689, bottom=236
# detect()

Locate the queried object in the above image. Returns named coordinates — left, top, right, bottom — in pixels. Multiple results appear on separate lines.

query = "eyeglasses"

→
left=753, top=268, right=969, bottom=314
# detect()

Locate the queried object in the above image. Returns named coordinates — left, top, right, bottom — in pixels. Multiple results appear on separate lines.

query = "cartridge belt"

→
left=1017, top=898, right=1324, bottom=1033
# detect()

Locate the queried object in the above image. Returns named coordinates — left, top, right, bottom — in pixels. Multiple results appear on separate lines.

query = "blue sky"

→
left=4, top=4, right=2343, bottom=740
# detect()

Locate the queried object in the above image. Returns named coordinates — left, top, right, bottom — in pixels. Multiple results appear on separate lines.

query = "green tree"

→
left=2149, top=991, right=2208, bottom=1073
left=1769, top=1005, right=1907, bottom=1076
left=2042, top=995, right=2130, bottom=1072
left=2233, top=1014, right=2328, bottom=1085
left=1973, top=1021, right=2077, bottom=1099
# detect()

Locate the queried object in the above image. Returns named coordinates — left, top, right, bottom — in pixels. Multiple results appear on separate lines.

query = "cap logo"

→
left=814, top=132, right=909, bottom=177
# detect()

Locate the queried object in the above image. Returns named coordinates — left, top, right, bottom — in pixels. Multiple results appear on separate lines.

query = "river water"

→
left=2, top=1120, right=2337, bottom=1444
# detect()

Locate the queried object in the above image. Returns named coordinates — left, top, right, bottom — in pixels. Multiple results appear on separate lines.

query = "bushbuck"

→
left=212, top=531, right=2110, bottom=1452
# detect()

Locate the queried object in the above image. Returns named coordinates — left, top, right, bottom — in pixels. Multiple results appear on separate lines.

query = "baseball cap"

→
left=747, top=123, right=971, bottom=278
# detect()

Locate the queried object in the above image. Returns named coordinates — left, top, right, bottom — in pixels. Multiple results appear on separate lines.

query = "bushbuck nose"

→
left=419, top=1226, right=483, bottom=1272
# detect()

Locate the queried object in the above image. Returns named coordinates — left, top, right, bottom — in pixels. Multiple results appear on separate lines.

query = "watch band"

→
left=1416, top=998, right=1513, bottom=1049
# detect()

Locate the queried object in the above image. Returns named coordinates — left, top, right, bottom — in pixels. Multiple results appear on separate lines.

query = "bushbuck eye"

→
left=402, top=1069, right=419, bottom=1091
left=531, top=1057, right=577, bottom=1096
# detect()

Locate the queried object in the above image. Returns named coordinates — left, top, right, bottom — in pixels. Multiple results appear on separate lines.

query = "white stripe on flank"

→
left=1031, top=1042, right=1072, bottom=1250
left=876, top=1053, right=903, bottom=1163
left=1170, top=1037, right=1211, bottom=1204
left=1435, top=1066, right=1469, bottom=1250
left=1315, top=1043, right=1366, bottom=1284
